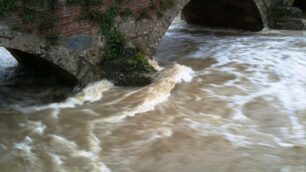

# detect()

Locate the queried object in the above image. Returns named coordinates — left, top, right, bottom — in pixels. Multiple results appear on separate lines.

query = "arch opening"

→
left=293, top=0, right=306, bottom=16
left=0, top=47, right=75, bottom=107
left=5, top=48, right=78, bottom=86
left=181, top=0, right=264, bottom=31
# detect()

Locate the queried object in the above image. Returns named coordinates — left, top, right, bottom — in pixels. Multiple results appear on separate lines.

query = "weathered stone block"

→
left=62, top=35, right=93, bottom=53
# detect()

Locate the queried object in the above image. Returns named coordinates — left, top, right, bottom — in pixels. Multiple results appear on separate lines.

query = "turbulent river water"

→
left=1, top=19, right=306, bottom=172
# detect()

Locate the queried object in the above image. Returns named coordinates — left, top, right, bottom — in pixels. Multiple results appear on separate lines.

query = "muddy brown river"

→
left=0, top=19, right=306, bottom=172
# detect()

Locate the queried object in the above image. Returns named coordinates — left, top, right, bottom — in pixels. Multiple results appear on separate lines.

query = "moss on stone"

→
left=46, top=32, right=59, bottom=46
left=137, top=10, right=152, bottom=20
left=101, top=53, right=156, bottom=86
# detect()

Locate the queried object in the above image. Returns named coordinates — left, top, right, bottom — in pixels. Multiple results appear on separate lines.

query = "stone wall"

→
left=54, top=0, right=160, bottom=37
left=268, top=0, right=306, bottom=30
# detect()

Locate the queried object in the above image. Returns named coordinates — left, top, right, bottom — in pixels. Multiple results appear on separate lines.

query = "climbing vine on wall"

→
left=73, top=1, right=128, bottom=61
left=66, top=0, right=152, bottom=72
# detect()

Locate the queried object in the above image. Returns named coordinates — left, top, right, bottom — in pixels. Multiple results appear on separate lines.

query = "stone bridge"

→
left=0, top=0, right=305, bottom=86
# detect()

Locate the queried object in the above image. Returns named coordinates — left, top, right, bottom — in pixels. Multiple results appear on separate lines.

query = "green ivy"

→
left=103, top=28, right=126, bottom=61
left=79, top=3, right=127, bottom=60
left=0, top=0, right=59, bottom=44
left=0, top=0, right=18, bottom=17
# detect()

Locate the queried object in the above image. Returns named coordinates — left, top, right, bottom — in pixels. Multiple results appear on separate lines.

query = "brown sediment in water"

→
left=0, top=20, right=306, bottom=172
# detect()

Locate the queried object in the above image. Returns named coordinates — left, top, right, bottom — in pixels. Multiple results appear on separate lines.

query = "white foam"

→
left=19, top=120, right=47, bottom=135
left=188, top=30, right=306, bottom=142
left=49, top=153, right=65, bottom=166
left=14, top=136, right=33, bottom=153
left=13, top=136, right=38, bottom=162
left=184, top=113, right=301, bottom=148
left=88, top=133, right=102, bottom=154
left=71, top=150, right=97, bottom=159
left=149, top=59, right=164, bottom=71
left=103, top=63, right=194, bottom=122
left=19, top=80, right=113, bottom=113
left=99, top=163, right=112, bottom=172
left=47, top=134, right=112, bottom=172
left=0, top=47, right=17, bottom=68
left=49, top=135, right=78, bottom=151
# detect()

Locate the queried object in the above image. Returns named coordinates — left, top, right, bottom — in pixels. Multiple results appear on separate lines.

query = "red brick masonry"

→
left=55, top=0, right=160, bottom=37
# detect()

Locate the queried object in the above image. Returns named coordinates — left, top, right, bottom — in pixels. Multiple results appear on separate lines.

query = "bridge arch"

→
left=143, top=0, right=267, bottom=56
left=181, top=0, right=264, bottom=31
left=6, top=48, right=79, bottom=86
left=0, top=23, right=95, bottom=86
left=293, top=0, right=306, bottom=12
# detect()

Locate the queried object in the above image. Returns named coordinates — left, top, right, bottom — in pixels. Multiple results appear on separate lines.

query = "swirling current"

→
left=0, top=19, right=306, bottom=172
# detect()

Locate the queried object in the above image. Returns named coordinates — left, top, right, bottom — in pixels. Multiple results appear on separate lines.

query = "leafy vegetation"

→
left=0, top=0, right=17, bottom=17
left=79, top=3, right=127, bottom=61
left=137, top=10, right=151, bottom=20
left=0, top=0, right=59, bottom=44
left=46, top=32, right=59, bottom=45
left=68, top=0, right=151, bottom=70
left=161, top=0, right=176, bottom=11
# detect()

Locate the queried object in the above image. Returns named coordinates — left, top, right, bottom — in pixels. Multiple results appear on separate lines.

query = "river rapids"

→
left=0, top=19, right=306, bottom=172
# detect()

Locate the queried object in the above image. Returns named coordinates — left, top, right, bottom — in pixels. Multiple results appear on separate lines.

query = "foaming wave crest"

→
left=19, top=80, right=113, bottom=114
left=103, top=63, right=194, bottom=122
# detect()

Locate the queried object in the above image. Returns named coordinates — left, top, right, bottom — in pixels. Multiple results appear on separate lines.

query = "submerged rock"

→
left=101, top=52, right=157, bottom=86
left=102, top=43, right=156, bottom=86
left=101, top=71, right=155, bottom=86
